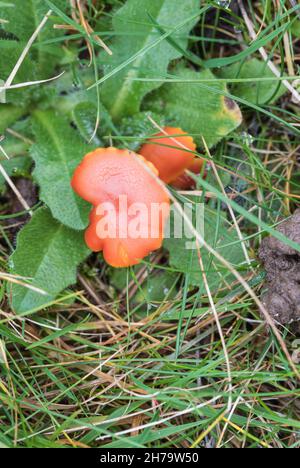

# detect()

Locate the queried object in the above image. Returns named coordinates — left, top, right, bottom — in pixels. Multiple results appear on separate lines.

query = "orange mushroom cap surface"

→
left=71, top=148, right=170, bottom=268
left=139, top=127, right=197, bottom=184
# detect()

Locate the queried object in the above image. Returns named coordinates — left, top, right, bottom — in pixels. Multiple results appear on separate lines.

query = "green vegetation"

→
left=0, top=0, right=299, bottom=449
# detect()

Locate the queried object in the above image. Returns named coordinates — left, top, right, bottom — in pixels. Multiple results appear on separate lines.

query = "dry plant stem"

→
left=42, top=404, right=164, bottom=437
left=0, top=337, right=18, bottom=445
left=76, top=0, right=93, bottom=64
left=202, top=137, right=253, bottom=270
left=6, top=129, right=34, bottom=145
left=77, top=273, right=104, bottom=306
left=77, top=274, right=116, bottom=338
left=0, top=272, right=47, bottom=295
left=70, top=0, right=77, bottom=22
left=196, top=245, right=232, bottom=412
left=3, top=10, right=53, bottom=91
left=96, top=395, right=221, bottom=441
left=283, top=31, right=295, bottom=76
left=191, top=410, right=227, bottom=448
left=72, top=1, right=108, bottom=142
left=238, top=0, right=300, bottom=103
left=285, top=158, right=295, bottom=212
left=74, top=0, right=112, bottom=57
left=216, top=348, right=271, bottom=447
left=0, top=72, right=65, bottom=92
left=0, top=144, right=32, bottom=215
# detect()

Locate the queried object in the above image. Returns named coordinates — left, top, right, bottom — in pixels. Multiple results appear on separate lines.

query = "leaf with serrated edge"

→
left=144, top=66, right=242, bottom=148
left=100, top=0, right=199, bottom=120
left=9, top=207, right=90, bottom=314
left=31, top=110, right=91, bottom=230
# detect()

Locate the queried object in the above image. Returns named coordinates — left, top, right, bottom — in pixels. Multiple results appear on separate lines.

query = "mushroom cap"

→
left=139, top=127, right=197, bottom=184
left=171, top=158, right=204, bottom=190
left=72, top=147, right=163, bottom=206
left=71, top=148, right=170, bottom=268
left=85, top=206, right=167, bottom=268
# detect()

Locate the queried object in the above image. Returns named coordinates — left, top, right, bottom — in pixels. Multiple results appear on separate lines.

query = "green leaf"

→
left=0, top=115, right=33, bottom=159
left=72, top=102, right=102, bottom=145
left=0, top=156, right=32, bottom=189
left=218, top=58, right=287, bottom=105
left=31, top=110, right=91, bottom=230
left=134, top=271, right=178, bottom=306
left=45, top=69, right=96, bottom=114
left=72, top=101, right=114, bottom=146
left=0, top=40, right=35, bottom=104
left=0, top=104, right=28, bottom=133
left=119, top=111, right=165, bottom=151
left=9, top=207, right=90, bottom=314
left=99, top=0, right=200, bottom=120
left=291, top=20, right=300, bottom=38
left=144, top=66, right=242, bottom=147
left=164, top=206, right=245, bottom=290
left=0, top=0, right=67, bottom=76
left=0, top=0, right=53, bottom=41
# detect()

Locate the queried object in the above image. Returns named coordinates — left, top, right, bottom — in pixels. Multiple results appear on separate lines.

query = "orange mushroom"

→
left=171, top=159, right=204, bottom=190
left=139, top=127, right=203, bottom=187
left=71, top=148, right=170, bottom=268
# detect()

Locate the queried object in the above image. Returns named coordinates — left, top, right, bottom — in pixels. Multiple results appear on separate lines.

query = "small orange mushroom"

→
left=139, top=127, right=202, bottom=187
left=71, top=148, right=170, bottom=268
left=171, top=159, right=204, bottom=190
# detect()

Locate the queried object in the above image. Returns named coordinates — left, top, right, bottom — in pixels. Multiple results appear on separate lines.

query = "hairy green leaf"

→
left=9, top=207, right=90, bottom=314
left=72, top=101, right=114, bottom=146
left=72, top=102, right=102, bottom=145
left=31, top=110, right=91, bottom=230
left=0, top=104, right=28, bottom=133
left=0, top=0, right=67, bottom=76
left=218, top=59, right=287, bottom=105
left=144, top=66, right=242, bottom=147
left=99, top=0, right=200, bottom=120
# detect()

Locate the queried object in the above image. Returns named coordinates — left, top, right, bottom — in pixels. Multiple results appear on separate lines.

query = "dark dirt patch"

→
left=259, top=209, right=300, bottom=325
left=6, top=178, right=38, bottom=235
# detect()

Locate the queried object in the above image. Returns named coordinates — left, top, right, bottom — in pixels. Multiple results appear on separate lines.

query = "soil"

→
left=6, top=178, right=38, bottom=236
left=259, top=209, right=300, bottom=325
